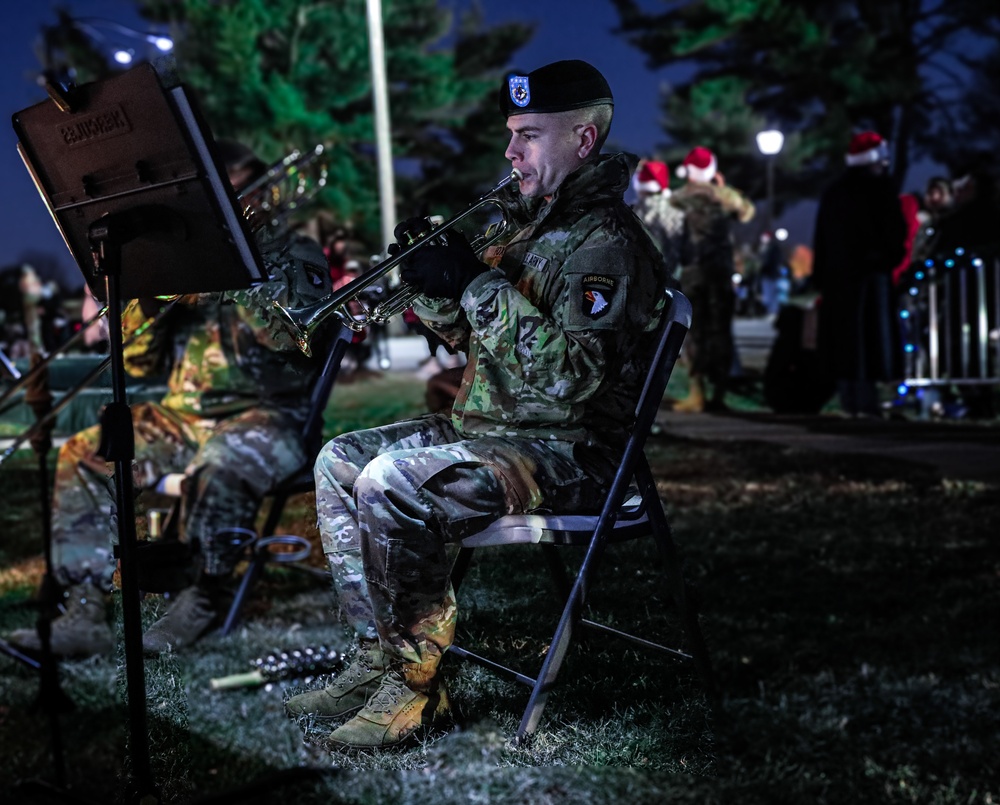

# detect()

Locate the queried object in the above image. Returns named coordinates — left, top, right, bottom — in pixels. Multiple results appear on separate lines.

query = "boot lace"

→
left=365, top=672, right=410, bottom=714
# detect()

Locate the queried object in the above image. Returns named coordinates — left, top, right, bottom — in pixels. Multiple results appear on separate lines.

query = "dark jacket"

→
left=812, top=167, right=907, bottom=381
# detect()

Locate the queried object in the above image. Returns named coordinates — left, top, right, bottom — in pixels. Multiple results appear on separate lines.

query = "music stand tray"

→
left=13, top=62, right=265, bottom=300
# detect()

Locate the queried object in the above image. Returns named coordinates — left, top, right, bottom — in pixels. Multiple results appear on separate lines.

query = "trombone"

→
left=272, top=168, right=523, bottom=356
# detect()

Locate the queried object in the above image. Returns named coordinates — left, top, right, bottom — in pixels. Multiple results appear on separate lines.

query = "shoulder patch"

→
left=581, top=274, right=617, bottom=318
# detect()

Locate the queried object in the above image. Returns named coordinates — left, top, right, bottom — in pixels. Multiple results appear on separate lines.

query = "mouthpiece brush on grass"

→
left=209, top=644, right=340, bottom=691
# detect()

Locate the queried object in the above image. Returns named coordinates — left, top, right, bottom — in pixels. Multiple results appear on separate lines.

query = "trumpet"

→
left=272, top=168, right=523, bottom=356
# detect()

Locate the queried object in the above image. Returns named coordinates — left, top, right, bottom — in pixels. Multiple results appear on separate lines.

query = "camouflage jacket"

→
left=633, top=191, right=690, bottom=286
left=121, top=230, right=331, bottom=421
left=670, top=181, right=755, bottom=280
left=412, top=152, right=670, bottom=456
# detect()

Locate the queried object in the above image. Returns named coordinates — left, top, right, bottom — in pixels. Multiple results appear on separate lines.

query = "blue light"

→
left=945, top=259, right=955, bottom=268
left=924, top=259, right=935, bottom=267
left=900, top=309, right=910, bottom=319
left=904, top=344, right=915, bottom=353
left=909, top=287, right=919, bottom=296
left=955, top=247, right=965, bottom=256
left=897, top=384, right=909, bottom=395
left=915, top=271, right=925, bottom=280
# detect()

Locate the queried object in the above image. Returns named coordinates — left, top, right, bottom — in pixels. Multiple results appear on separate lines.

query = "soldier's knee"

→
left=354, top=453, right=399, bottom=500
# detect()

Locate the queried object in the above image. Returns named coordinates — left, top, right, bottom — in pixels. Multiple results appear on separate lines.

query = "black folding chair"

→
left=448, top=288, right=716, bottom=741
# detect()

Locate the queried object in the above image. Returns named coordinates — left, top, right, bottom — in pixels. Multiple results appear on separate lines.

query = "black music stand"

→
left=13, top=63, right=267, bottom=804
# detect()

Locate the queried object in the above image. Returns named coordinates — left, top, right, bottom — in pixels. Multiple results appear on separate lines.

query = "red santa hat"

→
left=676, top=146, right=717, bottom=183
left=633, top=160, right=670, bottom=194
left=845, top=131, right=890, bottom=166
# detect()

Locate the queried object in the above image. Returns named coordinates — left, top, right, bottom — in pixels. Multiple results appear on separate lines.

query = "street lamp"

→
left=42, top=14, right=173, bottom=81
left=755, top=129, right=784, bottom=232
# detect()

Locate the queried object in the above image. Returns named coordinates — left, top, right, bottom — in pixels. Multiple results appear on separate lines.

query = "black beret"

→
left=498, top=60, right=614, bottom=117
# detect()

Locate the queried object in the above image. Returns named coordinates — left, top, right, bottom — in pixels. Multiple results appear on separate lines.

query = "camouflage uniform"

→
left=50, top=230, right=330, bottom=587
left=315, top=153, right=670, bottom=677
left=670, top=181, right=754, bottom=392
left=633, top=191, right=689, bottom=288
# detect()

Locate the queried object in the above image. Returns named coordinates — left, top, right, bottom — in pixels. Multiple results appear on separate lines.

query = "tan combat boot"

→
left=6, top=581, right=113, bottom=658
left=142, top=577, right=232, bottom=655
left=285, top=639, right=388, bottom=719
left=673, top=374, right=706, bottom=413
left=325, top=662, right=451, bottom=749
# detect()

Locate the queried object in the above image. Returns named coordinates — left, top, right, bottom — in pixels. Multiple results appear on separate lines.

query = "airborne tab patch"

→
left=581, top=274, right=617, bottom=318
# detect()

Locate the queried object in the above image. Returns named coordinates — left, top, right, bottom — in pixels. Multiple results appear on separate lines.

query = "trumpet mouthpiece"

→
left=511, top=168, right=523, bottom=182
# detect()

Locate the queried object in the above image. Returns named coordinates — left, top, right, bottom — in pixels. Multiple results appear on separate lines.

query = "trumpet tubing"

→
left=272, top=168, right=522, bottom=356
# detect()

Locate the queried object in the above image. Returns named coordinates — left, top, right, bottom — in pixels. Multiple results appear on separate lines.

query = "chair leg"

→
left=643, top=486, right=718, bottom=708
left=220, top=548, right=267, bottom=636
left=516, top=560, right=593, bottom=741
left=451, top=546, right=476, bottom=593
left=540, top=544, right=572, bottom=600
left=260, top=490, right=290, bottom=539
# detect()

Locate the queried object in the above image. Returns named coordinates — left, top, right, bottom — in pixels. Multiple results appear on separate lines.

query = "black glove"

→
left=393, top=217, right=434, bottom=249
left=399, top=230, right=487, bottom=300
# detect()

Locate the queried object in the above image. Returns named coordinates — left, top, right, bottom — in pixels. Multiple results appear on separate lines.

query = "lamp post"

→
left=42, top=14, right=173, bottom=84
left=755, top=129, right=784, bottom=232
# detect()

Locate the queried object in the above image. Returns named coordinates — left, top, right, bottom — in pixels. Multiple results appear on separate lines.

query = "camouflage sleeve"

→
left=717, top=185, right=756, bottom=224
left=121, top=299, right=170, bottom=377
left=409, top=296, right=472, bottom=352
left=223, top=233, right=332, bottom=352
left=463, top=242, right=637, bottom=405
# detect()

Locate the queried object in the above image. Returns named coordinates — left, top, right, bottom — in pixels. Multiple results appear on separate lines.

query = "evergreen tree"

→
left=611, top=0, right=1000, bottom=201
left=133, top=0, right=530, bottom=248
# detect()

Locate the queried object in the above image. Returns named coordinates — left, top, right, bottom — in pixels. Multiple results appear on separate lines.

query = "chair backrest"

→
left=589, top=287, right=691, bottom=530
left=631, top=288, right=692, bottom=451
left=299, top=322, right=354, bottom=459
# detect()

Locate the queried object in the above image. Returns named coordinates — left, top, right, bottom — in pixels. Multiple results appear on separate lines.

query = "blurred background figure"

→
left=632, top=158, right=687, bottom=287
left=80, top=290, right=109, bottom=351
left=812, top=131, right=907, bottom=418
left=755, top=231, right=787, bottom=317
left=670, top=146, right=755, bottom=412
left=0, top=263, right=67, bottom=360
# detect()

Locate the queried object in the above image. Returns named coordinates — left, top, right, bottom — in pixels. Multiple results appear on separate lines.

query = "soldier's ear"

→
left=574, top=123, right=598, bottom=160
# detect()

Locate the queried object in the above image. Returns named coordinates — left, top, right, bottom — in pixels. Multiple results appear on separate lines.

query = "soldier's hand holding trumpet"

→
left=391, top=217, right=488, bottom=301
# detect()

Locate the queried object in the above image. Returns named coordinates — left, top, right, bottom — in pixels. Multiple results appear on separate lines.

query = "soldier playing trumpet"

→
left=284, top=60, right=674, bottom=748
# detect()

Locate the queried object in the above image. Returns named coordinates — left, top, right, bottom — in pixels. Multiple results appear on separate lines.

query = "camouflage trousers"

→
left=315, top=413, right=608, bottom=678
left=51, top=402, right=308, bottom=588
left=681, top=263, right=735, bottom=388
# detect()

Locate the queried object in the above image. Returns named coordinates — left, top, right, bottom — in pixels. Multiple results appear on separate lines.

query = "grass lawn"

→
left=1, top=370, right=997, bottom=803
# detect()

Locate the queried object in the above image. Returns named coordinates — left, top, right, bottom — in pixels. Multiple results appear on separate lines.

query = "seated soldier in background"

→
left=5, top=141, right=332, bottom=658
